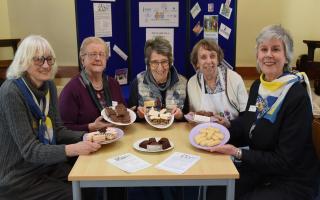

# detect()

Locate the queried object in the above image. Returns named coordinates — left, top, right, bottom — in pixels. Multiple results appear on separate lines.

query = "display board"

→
left=188, top=0, right=237, bottom=77
left=75, top=0, right=237, bottom=82
left=75, top=0, right=129, bottom=78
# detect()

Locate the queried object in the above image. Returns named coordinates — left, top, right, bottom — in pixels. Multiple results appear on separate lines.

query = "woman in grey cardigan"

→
left=0, top=35, right=101, bottom=200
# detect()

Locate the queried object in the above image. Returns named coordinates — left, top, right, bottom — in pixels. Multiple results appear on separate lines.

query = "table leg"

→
left=202, top=186, right=207, bottom=200
left=72, top=181, right=81, bottom=200
left=226, top=180, right=235, bottom=200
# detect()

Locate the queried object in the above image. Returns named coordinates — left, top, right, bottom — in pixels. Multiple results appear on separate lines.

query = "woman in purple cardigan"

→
left=59, top=37, right=125, bottom=132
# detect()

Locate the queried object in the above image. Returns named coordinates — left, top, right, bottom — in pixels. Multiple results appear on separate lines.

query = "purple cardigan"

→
left=59, top=74, right=125, bottom=131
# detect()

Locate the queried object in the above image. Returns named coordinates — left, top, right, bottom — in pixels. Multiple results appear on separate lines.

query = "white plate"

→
left=145, top=113, right=174, bottom=129
left=133, top=137, right=174, bottom=152
left=91, top=127, right=124, bottom=145
left=101, top=107, right=136, bottom=126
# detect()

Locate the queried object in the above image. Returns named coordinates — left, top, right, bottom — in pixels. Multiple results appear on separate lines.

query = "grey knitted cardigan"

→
left=0, top=79, right=84, bottom=188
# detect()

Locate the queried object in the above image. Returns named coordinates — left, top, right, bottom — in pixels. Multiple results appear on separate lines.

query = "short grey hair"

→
left=6, top=35, right=58, bottom=79
left=79, top=36, right=109, bottom=62
left=255, top=24, right=293, bottom=73
left=144, top=36, right=173, bottom=67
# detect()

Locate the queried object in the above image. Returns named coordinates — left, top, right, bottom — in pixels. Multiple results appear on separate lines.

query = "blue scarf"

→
left=14, top=78, right=56, bottom=144
left=256, top=72, right=308, bottom=123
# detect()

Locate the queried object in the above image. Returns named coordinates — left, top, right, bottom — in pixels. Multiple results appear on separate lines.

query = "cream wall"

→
left=236, top=0, right=320, bottom=67
left=1, top=0, right=320, bottom=67
left=5, top=0, right=78, bottom=66
left=0, top=0, right=13, bottom=59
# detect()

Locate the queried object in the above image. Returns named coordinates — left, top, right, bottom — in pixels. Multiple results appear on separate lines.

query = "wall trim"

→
left=235, top=66, right=259, bottom=79
left=0, top=64, right=80, bottom=79
left=55, top=66, right=80, bottom=78
left=1, top=65, right=259, bottom=79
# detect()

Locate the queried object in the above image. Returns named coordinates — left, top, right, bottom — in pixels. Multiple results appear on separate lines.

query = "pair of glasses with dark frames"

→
left=33, top=56, right=55, bottom=66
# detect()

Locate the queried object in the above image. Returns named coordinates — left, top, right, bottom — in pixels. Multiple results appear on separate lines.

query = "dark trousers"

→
left=0, top=163, right=73, bottom=200
left=206, top=163, right=316, bottom=200
left=128, top=187, right=183, bottom=200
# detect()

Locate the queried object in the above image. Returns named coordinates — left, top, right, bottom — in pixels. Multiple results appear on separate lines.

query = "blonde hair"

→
left=6, top=35, right=58, bottom=79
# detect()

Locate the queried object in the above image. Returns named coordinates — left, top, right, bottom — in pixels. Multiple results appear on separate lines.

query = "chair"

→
left=313, top=119, right=320, bottom=159
left=296, top=40, right=320, bottom=80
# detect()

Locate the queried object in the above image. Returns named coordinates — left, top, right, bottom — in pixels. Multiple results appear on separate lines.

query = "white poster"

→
left=203, top=15, right=218, bottom=43
left=146, top=28, right=174, bottom=56
left=190, top=2, right=201, bottom=19
left=139, top=2, right=179, bottom=27
left=93, top=3, right=112, bottom=37
left=219, top=23, right=232, bottom=40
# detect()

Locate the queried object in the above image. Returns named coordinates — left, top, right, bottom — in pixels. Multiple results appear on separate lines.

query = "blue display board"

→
left=75, top=0, right=237, bottom=81
left=188, top=0, right=237, bottom=77
left=75, top=0, right=129, bottom=77
left=129, top=0, right=188, bottom=80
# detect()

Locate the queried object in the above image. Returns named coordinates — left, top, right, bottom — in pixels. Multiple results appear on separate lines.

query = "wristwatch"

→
left=235, top=148, right=242, bottom=160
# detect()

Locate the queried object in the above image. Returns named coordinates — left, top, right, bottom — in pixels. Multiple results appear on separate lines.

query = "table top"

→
left=68, top=122, right=239, bottom=181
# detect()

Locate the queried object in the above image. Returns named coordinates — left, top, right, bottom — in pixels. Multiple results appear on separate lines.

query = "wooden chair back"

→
left=312, top=119, right=320, bottom=159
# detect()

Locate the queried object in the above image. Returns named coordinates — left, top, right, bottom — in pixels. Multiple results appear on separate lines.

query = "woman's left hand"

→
left=209, top=144, right=238, bottom=157
left=171, top=107, right=183, bottom=120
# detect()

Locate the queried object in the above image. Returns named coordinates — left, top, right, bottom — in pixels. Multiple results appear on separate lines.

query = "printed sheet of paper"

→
left=190, top=2, right=201, bottom=19
left=219, top=23, right=231, bottom=40
left=219, top=3, right=232, bottom=19
left=91, top=0, right=115, bottom=2
left=146, top=28, right=174, bottom=55
left=203, top=15, right=218, bottom=42
left=113, top=44, right=128, bottom=61
left=156, top=152, right=200, bottom=174
left=107, top=153, right=152, bottom=173
left=139, top=2, right=179, bottom=27
left=93, top=3, right=112, bottom=37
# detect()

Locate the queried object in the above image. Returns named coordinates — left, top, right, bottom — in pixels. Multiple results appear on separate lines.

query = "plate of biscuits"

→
left=145, top=107, right=174, bottom=129
left=86, top=127, right=124, bottom=145
left=101, top=103, right=136, bottom=126
left=133, top=137, right=174, bottom=152
left=189, top=122, right=230, bottom=150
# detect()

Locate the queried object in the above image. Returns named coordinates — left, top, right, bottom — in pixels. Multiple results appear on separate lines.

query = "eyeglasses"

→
left=33, top=56, right=55, bottom=66
left=84, top=52, right=107, bottom=59
left=149, top=60, right=169, bottom=68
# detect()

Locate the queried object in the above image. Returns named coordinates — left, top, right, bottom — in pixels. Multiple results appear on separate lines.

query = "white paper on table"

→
left=107, top=153, right=152, bottom=173
left=156, top=152, right=200, bottom=174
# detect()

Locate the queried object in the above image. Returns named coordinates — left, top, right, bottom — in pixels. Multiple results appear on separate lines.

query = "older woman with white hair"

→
left=59, top=36, right=126, bottom=132
left=0, top=35, right=101, bottom=200
left=210, top=25, right=319, bottom=200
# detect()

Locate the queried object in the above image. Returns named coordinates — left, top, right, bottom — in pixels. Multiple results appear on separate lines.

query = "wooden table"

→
left=68, top=123, right=239, bottom=200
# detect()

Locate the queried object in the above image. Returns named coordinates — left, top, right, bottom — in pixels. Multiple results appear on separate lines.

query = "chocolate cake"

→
left=138, top=137, right=171, bottom=150
left=195, top=111, right=213, bottom=117
left=104, top=103, right=131, bottom=123
left=139, top=140, right=149, bottom=149
left=158, top=137, right=171, bottom=150
left=115, top=104, right=128, bottom=116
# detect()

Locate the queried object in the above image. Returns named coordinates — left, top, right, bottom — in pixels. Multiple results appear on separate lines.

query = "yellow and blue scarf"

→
left=256, top=72, right=312, bottom=123
left=14, top=78, right=55, bottom=144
